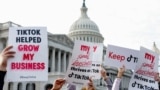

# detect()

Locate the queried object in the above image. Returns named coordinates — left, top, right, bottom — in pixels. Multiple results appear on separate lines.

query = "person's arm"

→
left=154, top=73, right=160, bottom=82
left=101, top=67, right=113, bottom=90
left=104, top=77, right=113, bottom=90
left=87, top=78, right=95, bottom=90
left=67, top=84, right=76, bottom=90
left=112, top=65, right=125, bottom=90
left=112, top=78, right=122, bottom=90
left=0, top=46, right=15, bottom=90
left=154, top=73, right=160, bottom=90
left=80, top=77, right=96, bottom=90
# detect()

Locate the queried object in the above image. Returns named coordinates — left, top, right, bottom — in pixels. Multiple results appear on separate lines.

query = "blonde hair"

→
left=81, top=86, right=96, bottom=90
left=81, top=86, right=87, bottom=90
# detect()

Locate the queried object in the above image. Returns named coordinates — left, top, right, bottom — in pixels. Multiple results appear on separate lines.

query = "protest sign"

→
left=104, top=44, right=139, bottom=70
left=128, top=47, right=159, bottom=90
left=6, top=27, right=48, bottom=81
left=65, top=40, right=103, bottom=85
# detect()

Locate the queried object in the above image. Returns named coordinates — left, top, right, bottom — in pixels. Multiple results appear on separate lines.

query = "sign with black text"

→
left=128, top=47, right=159, bottom=90
left=105, top=44, right=139, bottom=70
left=65, top=40, right=103, bottom=85
left=6, top=27, right=48, bottom=81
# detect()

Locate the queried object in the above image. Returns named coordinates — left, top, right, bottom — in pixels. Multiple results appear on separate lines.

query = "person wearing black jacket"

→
left=0, top=46, right=15, bottom=90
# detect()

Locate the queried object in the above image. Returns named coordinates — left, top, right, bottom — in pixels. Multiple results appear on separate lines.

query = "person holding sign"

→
left=154, top=73, right=160, bottom=89
left=101, top=65, right=125, bottom=90
left=87, top=78, right=95, bottom=90
left=101, top=67, right=113, bottom=90
left=80, top=65, right=125, bottom=90
left=112, top=65, right=125, bottom=90
left=154, top=73, right=160, bottom=82
left=0, top=46, right=125, bottom=90
left=80, top=77, right=96, bottom=90
left=89, top=65, right=125, bottom=90
left=50, top=78, right=95, bottom=90
left=50, top=78, right=66, bottom=90
left=0, top=46, right=15, bottom=90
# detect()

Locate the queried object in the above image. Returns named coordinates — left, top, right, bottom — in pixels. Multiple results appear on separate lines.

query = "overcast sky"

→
left=0, top=0, right=160, bottom=51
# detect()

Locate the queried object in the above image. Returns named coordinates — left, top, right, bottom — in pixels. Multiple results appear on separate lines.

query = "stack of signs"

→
left=65, top=40, right=103, bottom=85
left=128, top=47, right=159, bottom=90
left=104, top=44, right=139, bottom=70
left=6, top=27, right=48, bottom=81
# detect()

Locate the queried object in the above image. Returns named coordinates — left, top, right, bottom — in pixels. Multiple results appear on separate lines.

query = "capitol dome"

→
left=70, top=18, right=99, bottom=32
left=68, top=0, right=104, bottom=43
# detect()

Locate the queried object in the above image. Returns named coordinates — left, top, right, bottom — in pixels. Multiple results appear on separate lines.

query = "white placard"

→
left=128, top=47, right=159, bottom=90
left=6, top=27, right=48, bottom=81
left=105, top=44, right=139, bottom=70
left=65, top=40, right=103, bottom=85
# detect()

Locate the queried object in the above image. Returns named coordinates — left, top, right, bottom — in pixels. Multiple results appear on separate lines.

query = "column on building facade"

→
left=3, top=82, right=9, bottom=90
left=48, top=46, right=49, bottom=58
left=35, top=82, right=40, bottom=90
left=13, top=82, right=18, bottom=90
left=66, top=53, right=72, bottom=69
left=51, top=47, right=55, bottom=72
left=0, top=41, right=3, bottom=51
left=69, top=53, right=72, bottom=61
left=17, top=83, right=22, bottom=90
left=8, top=82, right=13, bottom=90
left=58, top=49, right=61, bottom=72
left=6, top=37, right=8, bottom=46
left=63, top=52, right=66, bottom=72
left=85, top=36, right=87, bottom=41
left=48, top=46, right=50, bottom=72
left=26, top=83, right=36, bottom=90
left=0, top=38, right=5, bottom=51
left=21, top=83, right=26, bottom=90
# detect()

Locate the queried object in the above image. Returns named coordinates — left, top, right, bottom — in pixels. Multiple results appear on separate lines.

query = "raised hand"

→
left=117, top=65, right=125, bottom=78
left=101, top=67, right=108, bottom=80
left=51, top=78, right=65, bottom=90
left=154, top=73, right=160, bottom=82
left=0, top=46, right=15, bottom=71
left=87, top=77, right=95, bottom=90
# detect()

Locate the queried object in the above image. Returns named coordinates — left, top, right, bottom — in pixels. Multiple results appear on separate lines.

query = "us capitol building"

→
left=2, top=1, right=158, bottom=90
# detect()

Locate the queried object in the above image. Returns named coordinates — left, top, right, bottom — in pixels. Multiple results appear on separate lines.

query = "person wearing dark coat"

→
left=0, top=46, right=15, bottom=90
